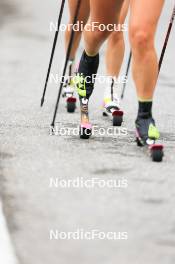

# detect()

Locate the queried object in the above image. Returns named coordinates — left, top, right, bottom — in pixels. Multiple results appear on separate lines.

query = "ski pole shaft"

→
left=41, top=0, right=65, bottom=107
left=121, top=51, right=132, bottom=99
left=51, top=0, right=81, bottom=128
left=158, top=4, right=175, bottom=73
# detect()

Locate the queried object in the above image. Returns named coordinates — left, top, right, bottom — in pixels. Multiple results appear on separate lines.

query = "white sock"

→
left=104, top=77, right=119, bottom=99
left=67, top=60, right=75, bottom=78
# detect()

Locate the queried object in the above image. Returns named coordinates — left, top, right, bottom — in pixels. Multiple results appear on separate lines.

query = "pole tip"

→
left=49, top=123, right=55, bottom=135
left=50, top=122, right=55, bottom=129
left=40, top=97, right=44, bottom=107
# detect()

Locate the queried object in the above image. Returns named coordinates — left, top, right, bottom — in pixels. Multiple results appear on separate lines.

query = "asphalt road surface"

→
left=0, top=0, right=175, bottom=264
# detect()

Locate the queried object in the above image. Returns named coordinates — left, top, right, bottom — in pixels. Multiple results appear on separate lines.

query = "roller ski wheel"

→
left=103, top=103, right=124, bottom=127
left=136, top=136, right=164, bottom=162
left=66, top=97, right=76, bottom=113
left=80, top=123, right=92, bottom=139
left=112, top=110, right=124, bottom=127
left=150, top=144, right=164, bottom=162
left=102, top=111, right=108, bottom=117
left=136, top=137, right=144, bottom=147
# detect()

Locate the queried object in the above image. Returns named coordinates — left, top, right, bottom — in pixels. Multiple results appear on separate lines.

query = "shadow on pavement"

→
left=0, top=0, right=17, bottom=26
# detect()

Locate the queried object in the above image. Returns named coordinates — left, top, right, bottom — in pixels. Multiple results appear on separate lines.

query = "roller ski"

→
left=79, top=97, right=92, bottom=139
left=103, top=79, right=124, bottom=126
left=135, top=114, right=164, bottom=162
left=62, top=86, right=76, bottom=113
left=62, top=60, right=77, bottom=113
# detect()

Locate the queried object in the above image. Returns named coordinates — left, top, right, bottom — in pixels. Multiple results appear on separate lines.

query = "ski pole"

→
left=120, top=51, right=132, bottom=99
left=51, top=0, right=81, bottom=128
left=158, top=3, right=175, bottom=74
left=40, top=0, right=65, bottom=107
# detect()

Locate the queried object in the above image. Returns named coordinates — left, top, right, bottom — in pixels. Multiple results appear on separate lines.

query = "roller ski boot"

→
left=62, top=60, right=76, bottom=113
left=136, top=113, right=164, bottom=162
left=103, top=78, right=124, bottom=126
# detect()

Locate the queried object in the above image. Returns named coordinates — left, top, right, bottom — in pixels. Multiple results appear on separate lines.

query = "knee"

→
left=92, top=29, right=111, bottom=43
left=109, top=31, right=124, bottom=46
left=130, top=27, right=153, bottom=52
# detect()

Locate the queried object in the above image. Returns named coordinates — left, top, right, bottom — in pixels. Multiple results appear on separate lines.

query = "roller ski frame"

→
left=136, top=129, right=164, bottom=162
left=79, top=98, right=92, bottom=139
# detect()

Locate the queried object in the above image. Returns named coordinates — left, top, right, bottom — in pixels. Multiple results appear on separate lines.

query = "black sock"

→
left=78, top=51, right=99, bottom=99
left=138, top=101, right=152, bottom=118
left=79, top=51, right=99, bottom=76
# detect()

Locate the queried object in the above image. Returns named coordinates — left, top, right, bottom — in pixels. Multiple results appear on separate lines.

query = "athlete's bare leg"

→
left=129, top=0, right=164, bottom=100
left=106, top=0, right=129, bottom=77
left=84, top=0, right=124, bottom=56
left=63, top=0, right=90, bottom=98
left=76, top=0, right=124, bottom=134
left=65, top=0, right=90, bottom=60
left=103, top=0, right=129, bottom=115
left=129, top=0, right=164, bottom=145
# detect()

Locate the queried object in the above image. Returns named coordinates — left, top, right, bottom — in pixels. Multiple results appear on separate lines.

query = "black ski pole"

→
left=51, top=0, right=81, bottom=128
left=40, top=0, right=65, bottom=107
left=121, top=51, right=132, bottom=99
left=159, top=3, right=175, bottom=74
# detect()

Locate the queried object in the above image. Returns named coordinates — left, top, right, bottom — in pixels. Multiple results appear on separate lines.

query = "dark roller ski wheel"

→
left=67, top=102, right=76, bottom=113
left=67, top=97, right=76, bottom=113
left=113, top=115, right=123, bottom=126
left=150, top=145, right=164, bottom=162
left=80, top=127, right=92, bottom=139
left=112, top=110, right=123, bottom=126
left=151, top=149, right=163, bottom=162
left=136, top=137, right=144, bottom=147
left=103, top=111, right=108, bottom=117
